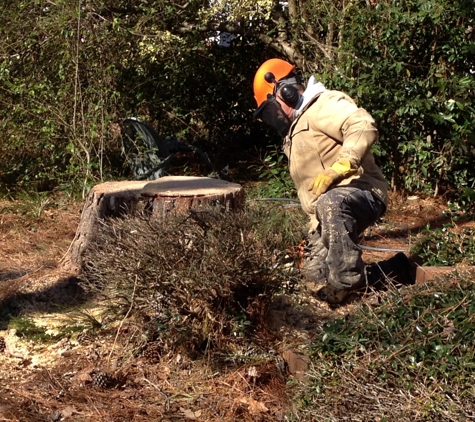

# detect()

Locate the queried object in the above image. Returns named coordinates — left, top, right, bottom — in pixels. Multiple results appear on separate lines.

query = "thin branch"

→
left=255, top=33, right=304, bottom=67
left=143, top=377, right=171, bottom=410
left=303, top=30, right=335, bottom=61
left=107, top=274, right=139, bottom=366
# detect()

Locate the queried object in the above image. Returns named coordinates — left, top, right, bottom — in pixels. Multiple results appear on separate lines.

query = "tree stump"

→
left=64, top=176, right=245, bottom=273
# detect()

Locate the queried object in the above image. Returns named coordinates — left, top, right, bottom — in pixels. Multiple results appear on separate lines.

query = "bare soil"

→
left=0, top=190, right=463, bottom=421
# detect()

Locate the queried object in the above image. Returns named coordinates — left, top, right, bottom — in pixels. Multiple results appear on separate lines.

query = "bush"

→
left=412, top=223, right=475, bottom=266
left=80, top=204, right=305, bottom=355
left=320, top=0, right=475, bottom=197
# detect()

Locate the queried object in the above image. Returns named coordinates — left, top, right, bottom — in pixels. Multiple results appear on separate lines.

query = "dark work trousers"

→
left=305, top=186, right=386, bottom=291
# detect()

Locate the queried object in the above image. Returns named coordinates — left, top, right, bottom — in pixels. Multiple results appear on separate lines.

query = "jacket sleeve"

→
left=316, top=92, right=378, bottom=168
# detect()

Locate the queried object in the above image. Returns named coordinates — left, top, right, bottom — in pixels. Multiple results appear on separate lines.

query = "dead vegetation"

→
left=0, top=197, right=336, bottom=421
left=80, top=206, right=306, bottom=357
left=0, top=192, right=474, bottom=421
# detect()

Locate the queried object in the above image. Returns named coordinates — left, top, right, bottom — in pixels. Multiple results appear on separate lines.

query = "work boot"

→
left=301, top=262, right=327, bottom=283
left=301, top=250, right=328, bottom=293
left=301, top=231, right=328, bottom=284
left=365, top=252, right=415, bottom=289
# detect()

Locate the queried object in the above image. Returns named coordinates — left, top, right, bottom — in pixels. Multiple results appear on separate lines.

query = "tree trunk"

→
left=63, top=176, right=245, bottom=273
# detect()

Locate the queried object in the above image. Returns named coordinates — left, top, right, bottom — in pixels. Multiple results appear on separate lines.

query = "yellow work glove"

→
left=308, top=158, right=357, bottom=198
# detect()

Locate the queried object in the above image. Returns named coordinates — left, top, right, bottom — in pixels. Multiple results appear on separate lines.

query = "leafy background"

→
left=0, top=0, right=474, bottom=204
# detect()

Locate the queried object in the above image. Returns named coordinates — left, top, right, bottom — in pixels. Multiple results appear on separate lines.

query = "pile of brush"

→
left=80, top=204, right=305, bottom=356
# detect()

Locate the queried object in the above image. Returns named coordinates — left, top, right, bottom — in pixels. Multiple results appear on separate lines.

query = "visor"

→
left=253, top=94, right=292, bottom=137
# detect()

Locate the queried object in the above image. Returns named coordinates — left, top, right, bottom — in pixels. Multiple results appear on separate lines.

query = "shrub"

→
left=412, top=222, right=475, bottom=266
left=80, top=204, right=305, bottom=355
left=321, top=0, right=475, bottom=197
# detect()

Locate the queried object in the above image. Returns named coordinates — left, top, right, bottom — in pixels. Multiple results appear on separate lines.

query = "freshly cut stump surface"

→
left=65, top=176, right=245, bottom=272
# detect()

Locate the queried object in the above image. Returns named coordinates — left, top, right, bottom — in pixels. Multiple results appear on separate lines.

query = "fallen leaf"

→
left=181, top=408, right=202, bottom=420
left=70, top=367, right=94, bottom=388
left=236, top=397, right=269, bottom=414
left=60, top=405, right=76, bottom=418
left=282, top=349, right=309, bottom=382
left=442, top=318, right=455, bottom=338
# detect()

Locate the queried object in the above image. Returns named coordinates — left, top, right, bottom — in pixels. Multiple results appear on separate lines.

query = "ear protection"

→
left=264, top=72, right=301, bottom=108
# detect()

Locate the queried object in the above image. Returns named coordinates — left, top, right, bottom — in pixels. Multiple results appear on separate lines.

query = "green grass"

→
left=8, top=316, right=87, bottom=343
left=293, top=271, right=475, bottom=421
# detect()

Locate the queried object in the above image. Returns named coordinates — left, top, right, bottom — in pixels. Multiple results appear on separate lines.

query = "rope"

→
left=359, top=244, right=408, bottom=253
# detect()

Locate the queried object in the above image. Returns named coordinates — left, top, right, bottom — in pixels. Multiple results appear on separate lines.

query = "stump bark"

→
left=64, top=176, right=245, bottom=273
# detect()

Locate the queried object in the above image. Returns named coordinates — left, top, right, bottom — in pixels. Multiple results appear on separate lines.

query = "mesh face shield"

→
left=253, top=94, right=292, bottom=137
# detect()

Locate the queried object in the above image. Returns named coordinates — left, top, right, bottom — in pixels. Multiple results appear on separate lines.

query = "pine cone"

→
left=91, top=371, right=115, bottom=389
left=150, top=300, right=164, bottom=316
left=142, top=343, right=161, bottom=363
left=77, top=331, right=93, bottom=345
left=0, top=337, right=5, bottom=353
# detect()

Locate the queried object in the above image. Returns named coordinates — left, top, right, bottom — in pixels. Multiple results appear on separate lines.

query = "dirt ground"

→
left=0, top=189, right=460, bottom=421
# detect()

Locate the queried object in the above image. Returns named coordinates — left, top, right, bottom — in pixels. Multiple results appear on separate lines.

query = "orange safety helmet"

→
left=253, top=58, right=295, bottom=107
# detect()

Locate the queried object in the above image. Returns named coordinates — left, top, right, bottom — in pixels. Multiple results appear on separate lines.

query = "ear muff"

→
left=279, top=84, right=300, bottom=108
left=264, top=71, right=301, bottom=108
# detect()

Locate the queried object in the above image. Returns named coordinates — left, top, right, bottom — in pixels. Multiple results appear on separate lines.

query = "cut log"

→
left=63, top=176, right=245, bottom=273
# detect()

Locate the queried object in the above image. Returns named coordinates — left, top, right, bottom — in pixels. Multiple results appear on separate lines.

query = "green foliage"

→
left=319, top=0, right=475, bottom=198
left=249, top=146, right=297, bottom=199
left=7, top=316, right=82, bottom=343
left=298, top=273, right=475, bottom=419
left=80, top=204, right=304, bottom=355
left=1, top=0, right=474, bottom=202
left=8, top=317, right=51, bottom=342
left=316, top=278, right=475, bottom=374
left=10, top=190, right=54, bottom=220
left=0, top=1, right=123, bottom=192
left=0, top=0, right=262, bottom=193
left=0, top=190, right=77, bottom=227
left=412, top=221, right=475, bottom=266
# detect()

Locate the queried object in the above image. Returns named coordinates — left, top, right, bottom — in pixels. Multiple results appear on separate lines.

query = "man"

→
left=253, top=58, right=413, bottom=305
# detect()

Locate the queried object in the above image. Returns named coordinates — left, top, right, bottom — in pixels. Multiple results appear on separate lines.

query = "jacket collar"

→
left=293, top=76, right=327, bottom=118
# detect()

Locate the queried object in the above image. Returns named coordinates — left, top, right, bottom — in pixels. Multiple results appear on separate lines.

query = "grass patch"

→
left=8, top=316, right=85, bottom=343
left=294, top=271, right=475, bottom=421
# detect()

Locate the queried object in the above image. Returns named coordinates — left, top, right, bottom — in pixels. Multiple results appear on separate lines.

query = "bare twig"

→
left=143, top=377, right=171, bottom=410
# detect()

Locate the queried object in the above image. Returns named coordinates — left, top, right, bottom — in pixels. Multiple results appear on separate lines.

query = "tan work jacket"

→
left=283, top=90, right=388, bottom=230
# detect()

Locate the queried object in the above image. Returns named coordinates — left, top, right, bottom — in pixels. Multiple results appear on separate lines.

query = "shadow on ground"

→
left=0, top=270, right=88, bottom=330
